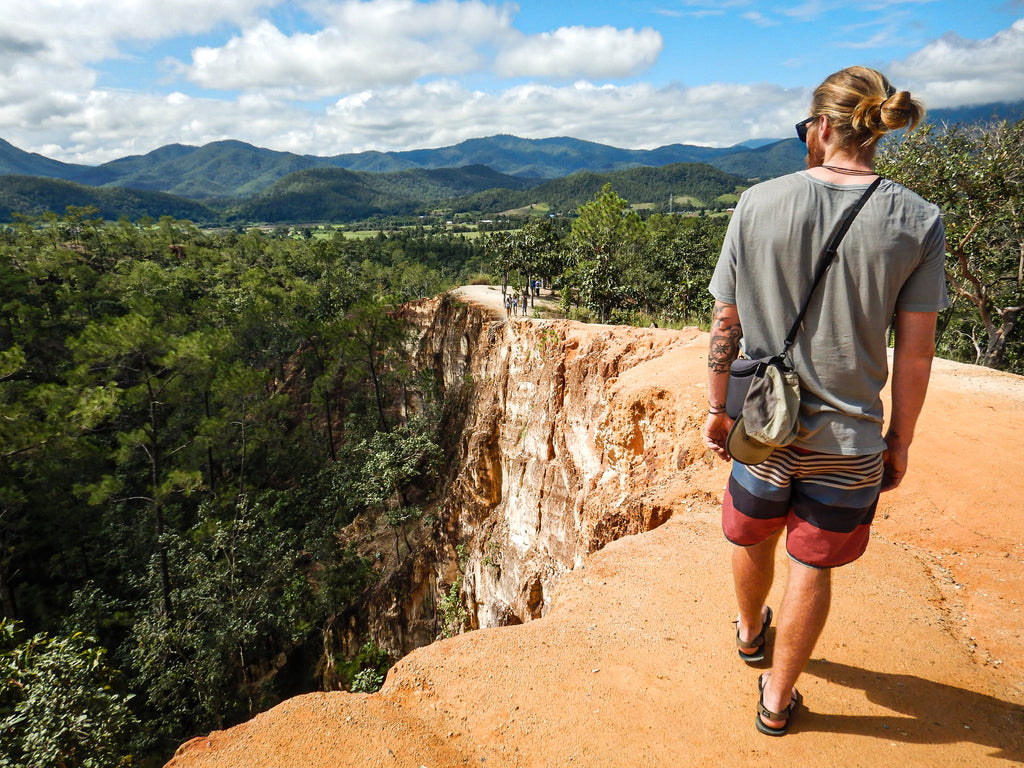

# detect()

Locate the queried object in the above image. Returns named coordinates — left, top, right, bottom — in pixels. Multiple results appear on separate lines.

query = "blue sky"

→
left=2, top=0, right=1023, bottom=164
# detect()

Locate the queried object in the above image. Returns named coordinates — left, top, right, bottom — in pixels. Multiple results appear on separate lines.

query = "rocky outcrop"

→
left=407, top=294, right=710, bottom=630
left=167, top=291, right=1024, bottom=768
left=303, top=294, right=712, bottom=678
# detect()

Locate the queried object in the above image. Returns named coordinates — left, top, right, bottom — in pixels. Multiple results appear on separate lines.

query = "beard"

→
left=805, top=132, right=825, bottom=168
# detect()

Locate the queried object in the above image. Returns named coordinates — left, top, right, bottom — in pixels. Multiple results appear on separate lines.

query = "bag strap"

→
left=780, top=176, right=882, bottom=357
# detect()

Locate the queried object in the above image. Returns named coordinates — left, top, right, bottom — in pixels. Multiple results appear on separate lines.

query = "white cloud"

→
left=181, top=20, right=484, bottom=94
left=179, top=0, right=517, bottom=94
left=321, top=79, right=807, bottom=153
left=742, top=11, right=778, bottom=27
left=5, top=0, right=274, bottom=59
left=889, top=18, right=1024, bottom=106
left=0, top=0, right=281, bottom=160
left=8, top=75, right=809, bottom=165
left=2, top=87, right=310, bottom=165
left=781, top=0, right=826, bottom=22
left=838, top=28, right=903, bottom=49
left=781, top=0, right=940, bottom=23
left=494, top=26, right=663, bottom=79
left=308, top=0, right=514, bottom=38
left=178, top=2, right=660, bottom=93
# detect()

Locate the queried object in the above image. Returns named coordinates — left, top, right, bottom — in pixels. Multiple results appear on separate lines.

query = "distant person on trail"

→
left=703, top=66, right=947, bottom=736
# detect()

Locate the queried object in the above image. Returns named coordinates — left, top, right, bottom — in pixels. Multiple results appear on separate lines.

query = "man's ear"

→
left=817, top=114, right=832, bottom=140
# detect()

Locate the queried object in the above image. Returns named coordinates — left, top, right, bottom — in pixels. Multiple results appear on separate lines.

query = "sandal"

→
left=735, top=606, right=772, bottom=662
left=756, top=673, right=802, bottom=736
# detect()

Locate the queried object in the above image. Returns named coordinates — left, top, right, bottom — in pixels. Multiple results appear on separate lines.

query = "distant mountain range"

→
left=0, top=133, right=806, bottom=200
left=1, top=100, right=1019, bottom=225
left=0, top=134, right=795, bottom=223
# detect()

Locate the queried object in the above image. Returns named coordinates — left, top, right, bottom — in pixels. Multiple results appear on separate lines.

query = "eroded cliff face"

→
left=405, top=294, right=711, bottom=631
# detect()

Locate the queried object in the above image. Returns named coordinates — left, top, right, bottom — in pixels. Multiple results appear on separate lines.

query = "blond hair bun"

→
left=812, top=67, right=924, bottom=148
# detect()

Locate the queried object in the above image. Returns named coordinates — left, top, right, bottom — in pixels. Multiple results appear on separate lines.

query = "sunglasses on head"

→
left=795, top=116, right=817, bottom=143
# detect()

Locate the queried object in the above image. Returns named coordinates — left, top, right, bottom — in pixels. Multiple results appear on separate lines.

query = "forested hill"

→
left=0, top=175, right=218, bottom=223
left=0, top=133, right=804, bottom=201
left=3, top=100, right=1019, bottom=201
left=0, top=161, right=748, bottom=225
left=229, top=162, right=747, bottom=223
left=448, top=162, right=746, bottom=215
left=327, top=134, right=786, bottom=179
left=231, top=164, right=537, bottom=223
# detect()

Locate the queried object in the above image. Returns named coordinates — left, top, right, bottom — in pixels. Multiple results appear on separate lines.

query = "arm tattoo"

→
left=708, top=304, right=742, bottom=374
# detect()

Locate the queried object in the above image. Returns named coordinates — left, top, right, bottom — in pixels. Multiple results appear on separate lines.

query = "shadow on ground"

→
left=800, top=660, right=1024, bottom=761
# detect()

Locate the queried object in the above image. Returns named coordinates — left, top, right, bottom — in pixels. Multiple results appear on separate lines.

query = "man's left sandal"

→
left=756, top=673, right=802, bottom=736
left=735, top=606, right=772, bottom=663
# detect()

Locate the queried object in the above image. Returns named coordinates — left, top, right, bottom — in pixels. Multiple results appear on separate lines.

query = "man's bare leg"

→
left=732, top=529, right=783, bottom=651
left=759, top=561, right=832, bottom=727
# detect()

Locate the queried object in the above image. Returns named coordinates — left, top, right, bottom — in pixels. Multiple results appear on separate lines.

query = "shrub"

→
left=0, top=620, right=137, bottom=768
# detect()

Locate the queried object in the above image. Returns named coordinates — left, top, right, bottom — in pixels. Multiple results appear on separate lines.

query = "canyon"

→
left=167, top=287, right=1024, bottom=767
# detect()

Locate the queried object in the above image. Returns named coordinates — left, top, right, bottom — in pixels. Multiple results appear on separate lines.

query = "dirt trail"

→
left=452, top=284, right=562, bottom=319
left=168, top=287, right=1024, bottom=768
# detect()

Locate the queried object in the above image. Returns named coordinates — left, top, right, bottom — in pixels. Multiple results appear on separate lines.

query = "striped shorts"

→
left=722, top=447, right=884, bottom=568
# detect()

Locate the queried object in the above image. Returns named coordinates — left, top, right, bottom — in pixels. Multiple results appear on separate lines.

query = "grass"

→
left=500, top=202, right=552, bottom=217
left=670, top=195, right=704, bottom=208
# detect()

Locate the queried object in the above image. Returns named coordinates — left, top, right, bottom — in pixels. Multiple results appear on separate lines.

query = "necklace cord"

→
left=820, top=164, right=876, bottom=176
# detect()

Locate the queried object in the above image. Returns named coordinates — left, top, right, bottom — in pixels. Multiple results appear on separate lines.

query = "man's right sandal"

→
left=735, top=606, right=772, bottom=663
left=755, top=673, right=802, bottom=736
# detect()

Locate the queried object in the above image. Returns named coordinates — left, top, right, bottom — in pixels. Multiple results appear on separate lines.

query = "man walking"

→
left=703, top=66, right=948, bottom=735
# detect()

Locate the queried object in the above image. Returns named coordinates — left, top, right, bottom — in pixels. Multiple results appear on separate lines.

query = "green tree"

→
left=878, top=120, right=1024, bottom=370
left=341, top=300, right=411, bottom=432
left=639, top=214, right=726, bottom=323
left=566, top=183, right=644, bottom=322
left=484, top=230, right=517, bottom=297
left=68, top=310, right=216, bottom=619
left=0, top=219, right=123, bottom=626
left=356, top=419, right=443, bottom=558
left=0, top=214, right=451, bottom=762
left=0, top=620, right=136, bottom=768
left=511, top=220, right=563, bottom=312
left=127, top=498, right=321, bottom=744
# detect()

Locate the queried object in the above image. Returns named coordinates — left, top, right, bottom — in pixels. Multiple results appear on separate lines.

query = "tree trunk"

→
left=154, top=502, right=174, bottom=619
left=980, top=307, right=1022, bottom=369
left=324, top=392, right=338, bottom=462
left=368, top=351, right=388, bottom=432
left=147, top=373, right=174, bottom=619
left=204, top=390, right=217, bottom=495
left=0, top=562, right=18, bottom=619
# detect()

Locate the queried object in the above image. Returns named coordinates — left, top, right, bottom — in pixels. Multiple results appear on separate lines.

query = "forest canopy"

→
left=0, top=211, right=485, bottom=765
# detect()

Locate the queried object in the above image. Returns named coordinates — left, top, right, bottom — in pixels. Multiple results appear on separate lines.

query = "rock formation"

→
left=167, top=290, right=1024, bottom=768
left=409, top=294, right=707, bottom=631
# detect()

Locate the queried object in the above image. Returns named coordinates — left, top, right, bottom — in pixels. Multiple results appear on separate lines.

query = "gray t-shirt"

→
left=709, top=171, right=948, bottom=454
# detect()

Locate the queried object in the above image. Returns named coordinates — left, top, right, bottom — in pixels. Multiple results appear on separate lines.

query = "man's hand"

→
left=704, top=412, right=733, bottom=461
left=881, top=431, right=909, bottom=492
